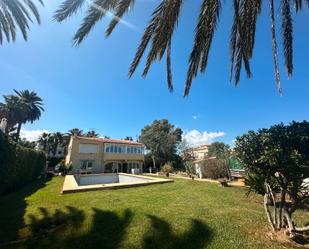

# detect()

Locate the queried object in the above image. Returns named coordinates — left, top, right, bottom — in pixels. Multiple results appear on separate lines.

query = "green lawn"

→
left=0, top=177, right=307, bottom=249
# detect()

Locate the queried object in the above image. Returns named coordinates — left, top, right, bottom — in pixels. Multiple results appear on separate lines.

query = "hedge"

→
left=0, top=132, right=46, bottom=195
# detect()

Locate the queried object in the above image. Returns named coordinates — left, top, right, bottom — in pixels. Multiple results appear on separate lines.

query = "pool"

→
left=62, top=173, right=173, bottom=194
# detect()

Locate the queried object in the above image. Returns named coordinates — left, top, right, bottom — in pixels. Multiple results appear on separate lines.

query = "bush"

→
left=200, top=159, right=229, bottom=179
left=184, top=161, right=195, bottom=175
left=161, top=162, right=174, bottom=173
left=0, top=132, right=46, bottom=195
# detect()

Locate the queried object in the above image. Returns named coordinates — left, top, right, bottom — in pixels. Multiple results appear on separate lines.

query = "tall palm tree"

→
left=49, top=132, right=64, bottom=156
left=86, top=130, right=99, bottom=137
left=68, top=128, right=84, bottom=136
left=0, top=0, right=44, bottom=44
left=14, top=90, right=44, bottom=140
left=54, top=0, right=308, bottom=96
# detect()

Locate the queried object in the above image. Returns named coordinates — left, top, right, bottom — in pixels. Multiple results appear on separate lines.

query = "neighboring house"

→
left=65, top=135, right=145, bottom=174
left=184, top=145, right=209, bottom=160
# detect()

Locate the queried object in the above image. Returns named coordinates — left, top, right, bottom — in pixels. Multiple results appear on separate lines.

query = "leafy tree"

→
left=207, top=142, right=230, bottom=159
left=55, top=0, right=307, bottom=95
left=124, top=136, right=133, bottom=141
left=234, top=121, right=309, bottom=238
left=86, top=130, right=99, bottom=137
left=0, top=0, right=43, bottom=44
left=139, top=119, right=182, bottom=169
left=68, top=128, right=83, bottom=136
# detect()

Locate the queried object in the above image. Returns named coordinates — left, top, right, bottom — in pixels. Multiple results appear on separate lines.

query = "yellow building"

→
left=65, top=135, right=145, bottom=174
left=192, top=145, right=209, bottom=160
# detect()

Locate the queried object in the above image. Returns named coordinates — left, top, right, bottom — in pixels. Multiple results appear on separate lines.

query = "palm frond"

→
left=166, top=40, right=173, bottom=92
left=281, top=0, right=293, bottom=77
left=270, top=0, right=282, bottom=95
left=54, top=0, right=86, bottom=22
left=73, top=0, right=118, bottom=45
left=142, top=0, right=183, bottom=78
left=184, top=0, right=221, bottom=96
left=105, top=0, right=134, bottom=37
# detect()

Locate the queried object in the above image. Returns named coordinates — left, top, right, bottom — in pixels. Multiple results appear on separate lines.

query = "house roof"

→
left=75, top=136, right=144, bottom=146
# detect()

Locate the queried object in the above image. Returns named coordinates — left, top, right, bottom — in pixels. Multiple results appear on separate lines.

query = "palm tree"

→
left=38, top=132, right=51, bottom=153
left=0, top=0, right=44, bottom=44
left=14, top=90, right=44, bottom=140
left=68, top=128, right=83, bottom=136
left=86, top=130, right=99, bottom=137
left=49, top=132, right=64, bottom=156
left=54, top=0, right=308, bottom=96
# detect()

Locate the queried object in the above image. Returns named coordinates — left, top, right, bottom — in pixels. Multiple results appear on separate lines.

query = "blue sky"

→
left=0, top=0, right=308, bottom=146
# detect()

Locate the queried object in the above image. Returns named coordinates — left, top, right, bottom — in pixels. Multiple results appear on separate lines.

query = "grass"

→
left=0, top=177, right=307, bottom=249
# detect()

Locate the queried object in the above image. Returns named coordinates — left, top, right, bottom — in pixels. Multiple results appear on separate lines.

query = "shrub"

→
left=0, top=132, right=46, bottom=195
left=161, top=162, right=174, bottom=173
left=200, top=159, right=229, bottom=179
left=184, top=161, right=195, bottom=175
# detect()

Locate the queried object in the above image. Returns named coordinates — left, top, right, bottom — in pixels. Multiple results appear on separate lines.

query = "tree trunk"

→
left=15, top=122, right=22, bottom=141
left=264, top=193, right=276, bottom=232
left=277, top=190, right=285, bottom=229
left=284, top=207, right=295, bottom=237
left=151, top=155, right=156, bottom=170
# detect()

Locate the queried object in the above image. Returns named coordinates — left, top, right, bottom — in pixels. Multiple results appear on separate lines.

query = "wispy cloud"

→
left=183, top=129, right=225, bottom=147
left=20, top=129, right=50, bottom=142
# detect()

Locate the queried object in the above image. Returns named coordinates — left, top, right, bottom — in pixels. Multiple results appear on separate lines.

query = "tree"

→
left=207, top=142, right=230, bottom=159
left=18, top=138, right=36, bottom=149
left=38, top=132, right=51, bottom=153
left=234, top=121, right=309, bottom=238
left=86, top=130, right=99, bottom=137
left=139, top=119, right=182, bottom=169
left=49, top=132, right=64, bottom=157
left=14, top=90, right=44, bottom=140
left=124, top=136, right=133, bottom=141
left=54, top=0, right=307, bottom=96
left=0, top=90, right=44, bottom=140
left=178, top=139, right=195, bottom=162
left=0, top=0, right=43, bottom=44
left=68, top=128, right=83, bottom=136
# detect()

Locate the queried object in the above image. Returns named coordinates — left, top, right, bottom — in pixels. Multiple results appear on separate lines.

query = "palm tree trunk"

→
left=15, top=122, right=22, bottom=141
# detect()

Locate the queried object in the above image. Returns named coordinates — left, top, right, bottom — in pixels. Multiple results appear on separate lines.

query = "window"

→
left=79, top=144, right=98, bottom=153
left=134, top=147, right=137, bottom=154
left=80, top=160, right=93, bottom=171
left=111, top=145, right=114, bottom=153
left=127, top=147, right=130, bottom=154
left=105, top=144, right=110, bottom=153
left=118, top=146, right=121, bottom=153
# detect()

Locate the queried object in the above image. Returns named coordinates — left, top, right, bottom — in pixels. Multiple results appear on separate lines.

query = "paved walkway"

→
left=144, top=173, right=245, bottom=187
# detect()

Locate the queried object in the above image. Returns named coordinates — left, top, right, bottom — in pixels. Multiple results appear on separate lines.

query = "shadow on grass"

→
left=0, top=178, right=50, bottom=245
left=28, top=206, right=85, bottom=235
left=61, top=208, right=134, bottom=249
left=142, top=215, right=213, bottom=249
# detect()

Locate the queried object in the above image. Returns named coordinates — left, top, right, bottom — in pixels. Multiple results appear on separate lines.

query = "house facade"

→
left=65, top=135, right=145, bottom=174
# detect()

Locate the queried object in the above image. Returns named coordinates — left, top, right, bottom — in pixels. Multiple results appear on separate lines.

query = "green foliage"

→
left=139, top=119, right=182, bottom=166
left=235, top=121, right=309, bottom=234
left=0, top=132, right=46, bottom=195
left=200, top=159, right=229, bottom=179
left=161, top=162, right=174, bottom=174
left=184, top=161, right=195, bottom=175
left=207, top=142, right=230, bottom=159
left=235, top=121, right=309, bottom=195
left=228, top=156, right=244, bottom=170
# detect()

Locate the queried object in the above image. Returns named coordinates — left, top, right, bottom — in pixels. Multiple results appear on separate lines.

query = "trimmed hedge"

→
left=0, top=132, right=46, bottom=195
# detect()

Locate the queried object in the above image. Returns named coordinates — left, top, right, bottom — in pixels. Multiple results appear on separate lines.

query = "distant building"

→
left=65, top=136, right=145, bottom=174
